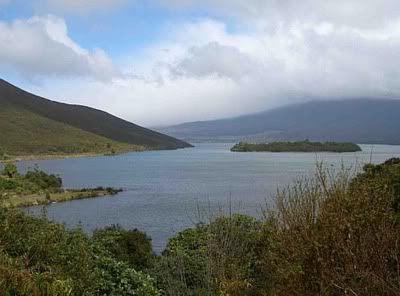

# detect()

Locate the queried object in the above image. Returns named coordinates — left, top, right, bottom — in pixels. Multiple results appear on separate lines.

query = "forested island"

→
left=0, top=163, right=121, bottom=207
left=231, top=140, right=362, bottom=153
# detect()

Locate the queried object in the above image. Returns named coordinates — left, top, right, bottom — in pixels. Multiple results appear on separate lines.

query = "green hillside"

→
left=0, top=79, right=192, bottom=158
left=0, top=105, right=140, bottom=157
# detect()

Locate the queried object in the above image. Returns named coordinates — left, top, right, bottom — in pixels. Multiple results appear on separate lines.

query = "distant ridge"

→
left=0, top=79, right=192, bottom=156
left=158, top=99, right=400, bottom=145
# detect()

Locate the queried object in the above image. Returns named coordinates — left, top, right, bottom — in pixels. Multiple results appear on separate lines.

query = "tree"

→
left=25, top=169, right=62, bottom=190
left=2, top=163, right=18, bottom=178
left=92, top=225, right=154, bottom=270
left=153, top=215, right=269, bottom=296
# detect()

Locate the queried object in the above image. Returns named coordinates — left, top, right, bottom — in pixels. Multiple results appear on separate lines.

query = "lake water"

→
left=17, top=143, right=400, bottom=252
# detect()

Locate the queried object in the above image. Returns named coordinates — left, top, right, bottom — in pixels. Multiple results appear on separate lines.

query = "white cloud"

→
left=169, top=42, right=266, bottom=81
left=33, top=16, right=400, bottom=127
left=0, top=15, right=121, bottom=81
left=158, top=0, right=400, bottom=29
left=35, top=0, right=128, bottom=14
left=7, top=2, right=400, bottom=126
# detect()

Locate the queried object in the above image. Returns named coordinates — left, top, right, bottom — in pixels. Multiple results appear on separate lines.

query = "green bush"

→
left=263, top=162, right=400, bottom=295
left=153, top=225, right=209, bottom=295
left=153, top=215, right=271, bottom=296
left=0, top=178, right=19, bottom=191
left=2, top=163, right=18, bottom=178
left=92, top=225, right=154, bottom=270
left=0, top=250, right=74, bottom=296
left=24, top=168, right=63, bottom=191
left=0, top=165, right=63, bottom=195
left=93, top=255, right=160, bottom=296
left=351, top=157, right=400, bottom=215
left=0, top=208, right=160, bottom=295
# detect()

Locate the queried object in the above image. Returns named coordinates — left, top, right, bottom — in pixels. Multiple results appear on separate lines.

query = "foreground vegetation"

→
left=1, top=158, right=400, bottom=295
left=0, top=163, right=121, bottom=208
left=0, top=209, right=160, bottom=295
left=231, top=140, right=362, bottom=153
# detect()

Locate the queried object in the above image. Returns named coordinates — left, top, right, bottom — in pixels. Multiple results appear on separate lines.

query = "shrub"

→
left=264, top=163, right=400, bottom=295
left=0, top=208, right=160, bottom=295
left=24, top=169, right=62, bottom=191
left=0, top=250, right=74, bottom=296
left=351, top=157, right=400, bottom=215
left=153, top=225, right=210, bottom=295
left=2, top=163, right=18, bottom=178
left=0, top=165, right=64, bottom=195
left=93, top=255, right=160, bottom=296
left=153, top=215, right=271, bottom=296
left=92, top=225, right=154, bottom=270
left=0, top=178, right=19, bottom=191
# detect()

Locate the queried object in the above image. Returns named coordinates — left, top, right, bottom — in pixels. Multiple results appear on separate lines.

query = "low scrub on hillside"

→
left=1, top=158, right=400, bottom=295
left=0, top=106, right=143, bottom=158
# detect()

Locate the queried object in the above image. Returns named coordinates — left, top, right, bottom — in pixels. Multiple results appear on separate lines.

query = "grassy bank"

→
left=0, top=150, right=138, bottom=164
left=231, top=140, right=362, bottom=152
left=0, top=163, right=122, bottom=208
left=0, top=187, right=122, bottom=208
left=0, top=144, right=146, bottom=164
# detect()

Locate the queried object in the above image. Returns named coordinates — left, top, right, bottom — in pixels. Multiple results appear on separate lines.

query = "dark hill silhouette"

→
left=158, top=99, right=400, bottom=144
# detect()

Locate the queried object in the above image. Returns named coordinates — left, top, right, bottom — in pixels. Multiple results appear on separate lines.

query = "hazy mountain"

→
left=158, top=99, right=400, bottom=144
left=0, top=79, right=191, bottom=156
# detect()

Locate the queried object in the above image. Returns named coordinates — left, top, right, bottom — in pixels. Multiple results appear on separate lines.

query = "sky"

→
left=1, top=0, right=400, bottom=126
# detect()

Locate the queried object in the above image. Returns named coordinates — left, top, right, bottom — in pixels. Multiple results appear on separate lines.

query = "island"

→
left=231, top=140, right=362, bottom=153
left=0, top=163, right=122, bottom=208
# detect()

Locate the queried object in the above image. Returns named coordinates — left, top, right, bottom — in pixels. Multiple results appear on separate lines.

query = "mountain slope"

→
left=0, top=79, right=191, bottom=156
left=0, top=105, right=139, bottom=156
left=158, top=99, right=400, bottom=144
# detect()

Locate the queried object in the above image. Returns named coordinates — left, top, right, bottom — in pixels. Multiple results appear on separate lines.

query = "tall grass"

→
left=267, top=162, right=399, bottom=295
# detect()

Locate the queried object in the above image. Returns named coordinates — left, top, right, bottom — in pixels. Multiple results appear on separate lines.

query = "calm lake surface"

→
left=20, top=143, right=400, bottom=252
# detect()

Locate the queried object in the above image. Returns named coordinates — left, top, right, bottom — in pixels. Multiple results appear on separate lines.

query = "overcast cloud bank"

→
left=1, top=0, right=400, bottom=125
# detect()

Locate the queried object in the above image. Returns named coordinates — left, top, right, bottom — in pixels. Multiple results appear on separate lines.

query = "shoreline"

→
left=1, top=152, right=124, bottom=163
left=1, top=187, right=123, bottom=208
left=0, top=149, right=145, bottom=164
left=0, top=145, right=194, bottom=164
